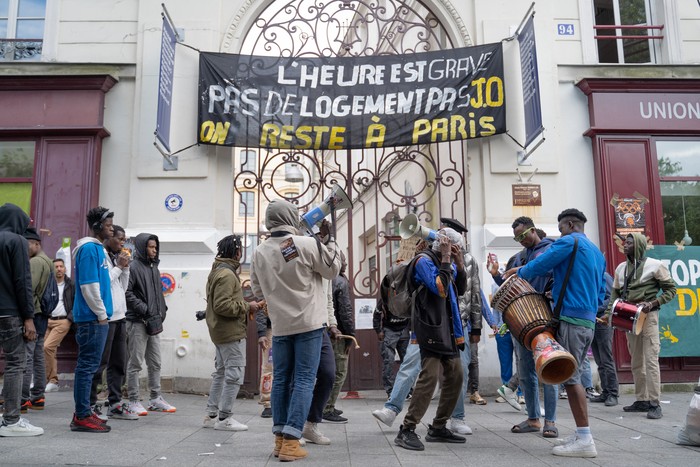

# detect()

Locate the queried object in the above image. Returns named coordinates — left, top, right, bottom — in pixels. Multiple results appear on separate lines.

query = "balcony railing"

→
left=593, top=24, right=664, bottom=40
left=0, top=39, right=43, bottom=61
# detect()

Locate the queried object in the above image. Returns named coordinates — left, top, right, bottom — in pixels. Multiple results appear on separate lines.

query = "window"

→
left=0, top=0, right=46, bottom=61
left=240, top=149, right=256, bottom=172
left=0, top=140, right=35, bottom=213
left=239, top=191, right=255, bottom=216
left=241, top=234, right=257, bottom=265
left=657, top=140, right=700, bottom=246
left=593, top=0, right=659, bottom=64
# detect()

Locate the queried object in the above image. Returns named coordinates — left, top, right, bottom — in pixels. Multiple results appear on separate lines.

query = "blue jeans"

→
left=385, top=342, right=471, bottom=421
left=271, top=328, right=323, bottom=439
left=451, top=343, right=472, bottom=420
left=384, top=343, right=421, bottom=413
left=0, top=316, right=26, bottom=425
left=513, top=336, right=557, bottom=422
left=496, top=331, right=515, bottom=384
left=73, top=321, right=109, bottom=418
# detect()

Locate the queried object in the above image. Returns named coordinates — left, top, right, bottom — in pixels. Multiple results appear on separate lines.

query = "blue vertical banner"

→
left=156, top=14, right=177, bottom=153
left=518, top=15, right=543, bottom=147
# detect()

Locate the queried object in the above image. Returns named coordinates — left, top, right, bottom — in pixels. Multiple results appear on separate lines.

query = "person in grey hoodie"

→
left=0, top=203, right=42, bottom=437
left=250, top=199, right=341, bottom=462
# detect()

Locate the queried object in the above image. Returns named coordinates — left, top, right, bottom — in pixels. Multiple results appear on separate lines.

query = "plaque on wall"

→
left=512, top=184, right=542, bottom=206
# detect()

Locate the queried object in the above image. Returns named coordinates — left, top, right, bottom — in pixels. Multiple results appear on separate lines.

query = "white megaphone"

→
left=399, top=213, right=439, bottom=242
left=300, top=185, right=353, bottom=230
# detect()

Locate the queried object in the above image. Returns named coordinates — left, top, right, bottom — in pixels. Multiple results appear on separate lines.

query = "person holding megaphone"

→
left=250, top=199, right=342, bottom=462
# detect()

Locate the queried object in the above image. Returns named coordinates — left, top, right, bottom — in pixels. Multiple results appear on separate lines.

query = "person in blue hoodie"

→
left=70, top=206, right=114, bottom=433
left=492, top=217, right=559, bottom=438
left=505, top=208, right=606, bottom=458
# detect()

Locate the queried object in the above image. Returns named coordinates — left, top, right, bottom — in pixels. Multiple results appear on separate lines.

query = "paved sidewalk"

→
left=1, top=388, right=699, bottom=466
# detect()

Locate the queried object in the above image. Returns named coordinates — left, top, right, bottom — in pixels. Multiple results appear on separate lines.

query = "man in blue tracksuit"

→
left=505, top=208, right=606, bottom=458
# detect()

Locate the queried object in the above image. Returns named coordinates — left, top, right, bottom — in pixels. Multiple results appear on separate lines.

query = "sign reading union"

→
left=198, top=43, right=505, bottom=150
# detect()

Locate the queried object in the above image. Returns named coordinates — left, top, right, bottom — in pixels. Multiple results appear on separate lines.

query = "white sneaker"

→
left=517, top=395, right=526, bottom=404
left=495, top=396, right=506, bottom=403
left=497, top=385, right=521, bottom=412
left=552, top=437, right=597, bottom=458
left=148, top=396, right=176, bottom=413
left=214, top=416, right=248, bottom=432
left=0, top=418, right=44, bottom=437
left=92, top=404, right=109, bottom=421
left=129, top=401, right=148, bottom=416
left=108, top=403, right=139, bottom=420
left=299, top=438, right=306, bottom=447
left=553, top=434, right=576, bottom=446
left=203, top=415, right=217, bottom=428
left=372, top=407, right=397, bottom=427
left=449, top=417, right=473, bottom=435
left=45, top=382, right=59, bottom=393
left=302, top=422, right=330, bottom=445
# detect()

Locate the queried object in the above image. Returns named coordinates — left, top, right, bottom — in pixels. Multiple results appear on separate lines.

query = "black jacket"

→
left=0, top=203, right=34, bottom=320
left=125, top=233, right=167, bottom=322
left=61, top=276, right=76, bottom=322
left=332, top=274, right=354, bottom=336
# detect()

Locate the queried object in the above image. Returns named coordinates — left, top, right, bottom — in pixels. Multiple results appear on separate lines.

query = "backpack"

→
left=40, top=268, right=59, bottom=316
left=381, top=253, right=426, bottom=319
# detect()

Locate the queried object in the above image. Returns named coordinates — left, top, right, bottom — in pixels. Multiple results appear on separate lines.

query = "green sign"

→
left=646, top=246, right=700, bottom=357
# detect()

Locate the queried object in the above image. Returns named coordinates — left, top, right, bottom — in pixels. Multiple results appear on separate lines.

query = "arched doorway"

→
left=229, top=0, right=473, bottom=390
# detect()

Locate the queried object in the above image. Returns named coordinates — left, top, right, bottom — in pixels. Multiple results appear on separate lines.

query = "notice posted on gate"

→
left=198, top=43, right=506, bottom=150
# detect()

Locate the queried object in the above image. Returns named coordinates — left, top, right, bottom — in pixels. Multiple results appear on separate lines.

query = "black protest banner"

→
left=198, top=43, right=505, bottom=150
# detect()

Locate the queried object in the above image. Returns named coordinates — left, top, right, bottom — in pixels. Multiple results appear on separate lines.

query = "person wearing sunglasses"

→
left=489, top=217, right=558, bottom=439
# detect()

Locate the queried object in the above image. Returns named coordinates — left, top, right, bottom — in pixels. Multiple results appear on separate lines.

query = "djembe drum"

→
left=491, top=276, right=577, bottom=385
left=609, top=299, right=647, bottom=335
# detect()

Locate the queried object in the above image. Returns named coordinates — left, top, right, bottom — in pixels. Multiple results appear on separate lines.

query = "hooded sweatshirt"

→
left=250, top=199, right=341, bottom=337
left=106, top=249, right=130, bottom=321
left=0, top=203, right=34, bottom=320
left=610, top=232, right=676, bottom=309
left=125, top=233, right=167, bottom=322
left=72, top=237, right=113, bottom=322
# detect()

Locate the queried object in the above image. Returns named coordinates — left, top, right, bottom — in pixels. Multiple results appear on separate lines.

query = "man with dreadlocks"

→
left=609, top=232, right=676, bottom=420
left=203, top=235, right=263, bottom=431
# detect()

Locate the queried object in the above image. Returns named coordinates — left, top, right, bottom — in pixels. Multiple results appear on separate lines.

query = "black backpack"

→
left=39, top=267, right=59, bottom=316
left=381, top=253, right=426, bottom=319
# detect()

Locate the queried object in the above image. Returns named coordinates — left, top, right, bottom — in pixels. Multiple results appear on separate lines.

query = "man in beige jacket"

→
left=251, top=200, right=341, bottom=462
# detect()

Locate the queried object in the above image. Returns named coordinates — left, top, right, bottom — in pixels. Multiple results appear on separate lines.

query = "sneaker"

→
left=559, top=390, right=568, bottom=400
left=70, top=413, right=111, bottom=433
left=214, top=416, right=248, bottom=431
left=20, top=400, right=31, bottom=413
left=495, top=396, right=506, bottom=403
left=394, top=425, right=424, bottom=451
left=623, top=400, right=651, bottom=412
left=108, top=403, right=139, bottom=420
left=425, top=424, right=466, bottom=443
left=322, top=411, right=348, bottom=423
left=552, top=436, right=597, bottom=458
left=605, top=395, right=618, bottom=407
left=203, top=414, right=217, bottom=428
left=91, top=404, right=108, bottom=421
left=260, top=407, right=272, bottom=418
left=148, top=396, right=176, bottom=413
left=517, top=395, right=526, bottom=404
left=129, top=401, right=148, bottom=416
left=590, top=394, right=607, bottom=403
left=45, top=382, right=59, bottom=393
left=333, top=408, right=343, bottom=416
left=302, top=421, right=330, bottom=445
left=0, top=418, right=44, bottom=437
left=647, top=404, right=663, bottom=419
left=585, top=387, right=600, bottom=399
left=449, top=417, right=473, bottom=435
left=372, top=407, right=397, bottom=427
left=29, top=398, right=44, bottom=410
left=497, top=385, right=522, bottom=411
left=553, top=434, right=576, bottom=446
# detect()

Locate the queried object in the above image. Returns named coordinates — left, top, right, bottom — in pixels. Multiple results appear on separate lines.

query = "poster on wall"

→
left=198, top=42, right=505, bottom=150
left=612, top=195, right=646, bottom=237
left=646, top=246, right=700, bottom=357
left=355, top=298, right=376, bottom=330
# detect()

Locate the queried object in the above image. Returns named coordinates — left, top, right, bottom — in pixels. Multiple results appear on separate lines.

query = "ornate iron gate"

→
left=232, top=0, right=472, bottom=390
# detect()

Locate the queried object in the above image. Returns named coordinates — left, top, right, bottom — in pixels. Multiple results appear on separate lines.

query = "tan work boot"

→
left=279, top=438, right=308, bottom=462
left=273, top=434, right=283, bottom=457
